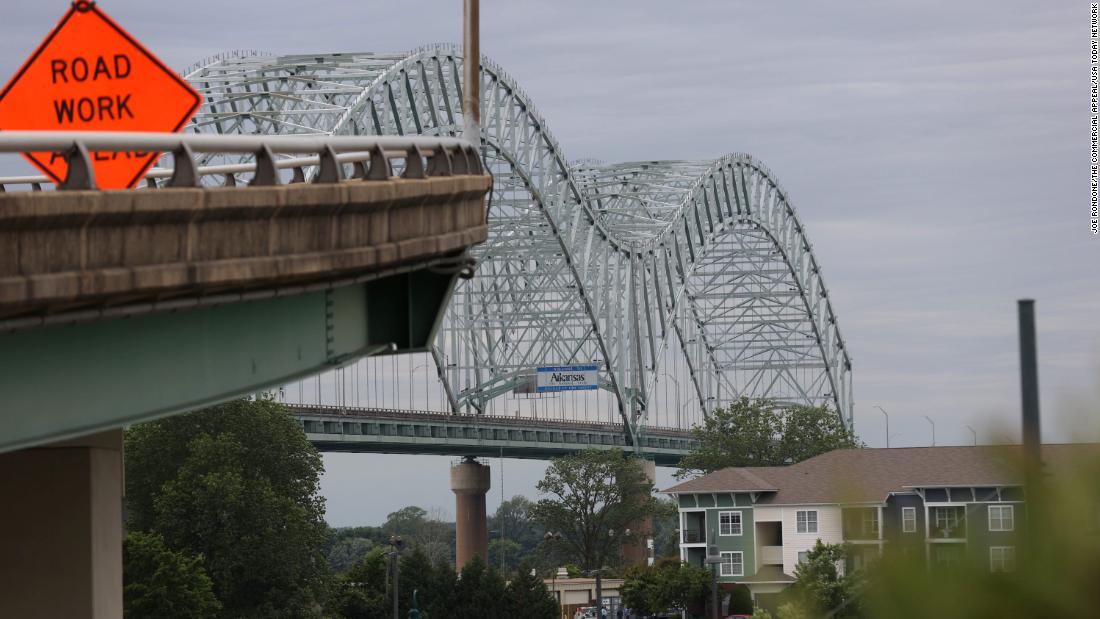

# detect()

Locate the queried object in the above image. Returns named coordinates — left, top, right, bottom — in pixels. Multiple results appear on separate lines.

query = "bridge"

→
left=0, top=44, right=853, bottom=618
left=179, top=46, right=854, bottom=450
left=289, top=404, right=695, bottom=465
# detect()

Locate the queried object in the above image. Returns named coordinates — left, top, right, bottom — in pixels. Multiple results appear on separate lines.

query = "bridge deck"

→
left=288, top=404, right=695, bottom=466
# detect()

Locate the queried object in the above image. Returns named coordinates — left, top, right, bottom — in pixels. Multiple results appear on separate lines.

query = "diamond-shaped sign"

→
left=0, top=1, right=201, bottom=189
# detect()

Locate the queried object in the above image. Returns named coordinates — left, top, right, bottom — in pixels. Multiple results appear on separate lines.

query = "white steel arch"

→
left=182, top=46, right=853, bottom=443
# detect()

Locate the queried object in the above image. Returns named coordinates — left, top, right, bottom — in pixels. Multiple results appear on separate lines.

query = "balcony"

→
left=760, top=545, right=783, bottom=566
left=682, top=529, right=705, bottom=544
left=929, top=506, right=967, bottom=539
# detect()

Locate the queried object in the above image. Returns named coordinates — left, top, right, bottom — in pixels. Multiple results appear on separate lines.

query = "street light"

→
left=703, top=555, right=723, bottom=619
left=923, top=415, right=936, bottom=447
left=410, top=363, right=431, bottom=410
left=544, top=532, right=564, bottom=618
left=389, top=535, right=404, bottom=619
left=874, top=406, right=890, bottom=448
left=965, top=425, right=977, bottom=446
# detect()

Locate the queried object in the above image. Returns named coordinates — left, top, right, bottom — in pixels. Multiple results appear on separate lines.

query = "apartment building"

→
left=663, top=444, right=1093, bottom=608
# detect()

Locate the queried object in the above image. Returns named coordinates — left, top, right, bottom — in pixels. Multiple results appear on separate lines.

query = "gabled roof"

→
left=663, top=443, right=1098, bottom=505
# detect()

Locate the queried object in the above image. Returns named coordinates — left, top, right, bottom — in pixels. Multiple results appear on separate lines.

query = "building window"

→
left=796, top=510, right=818, bottom=533
left=797, top=551, right=809, bottom=564
left=720, top=551, right=744, bottom=577
left=719, top=511, right=742, bottom=536
left=990, top=546, right=1016, bottom=572
left=988, top=505, right=1014, bottom=532
left=902, top=507, right=917, bottom=533
left=932, top=506, right=966, bottom=538
left=862, top=509, right=880, bottom=536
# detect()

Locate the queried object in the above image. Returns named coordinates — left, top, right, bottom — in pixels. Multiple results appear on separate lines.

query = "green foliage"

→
left=620, top=558, right=711, bottom=616
left=751, top=608, right=774, bottom=619
left=125, top=397, right=330, bottom=618
left=531, top=449, right=658, bottom=572
left=488, top=538, right=524, bottom=574
left=650, top=497, right=681, bottom=558
left=728, top=584, right=754, bottom=615
left=334, top=548, right=390, bottom=619
left=676, top=398, right=860, bottom=478
left=381, top=506, right=455, bottom=568
left=123, top=531, right=221, bottom=619
left=328, top=536, right=376, bottom=574
left=453, top=556, right=510, bottom=619
left=488, top=495, right=549, bottom=575
left=505, top=563, right=559, bottom=619
left=784, top=541, right=859, bottom=618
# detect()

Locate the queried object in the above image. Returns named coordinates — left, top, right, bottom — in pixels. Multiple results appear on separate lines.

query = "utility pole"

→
left=462, top=0, right=480, bottom=145
left=965, top=425, right=977, bottom=446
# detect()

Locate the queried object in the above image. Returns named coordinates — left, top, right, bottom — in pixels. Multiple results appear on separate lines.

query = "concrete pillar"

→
left=450, top=457, right=490, bottom=570
left=622, top=458, right=657, bottom=566
left=0, top=429, right=124, bottom=619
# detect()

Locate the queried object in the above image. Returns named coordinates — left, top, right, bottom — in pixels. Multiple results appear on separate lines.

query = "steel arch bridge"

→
left=182, top=46, right=853, bottom=446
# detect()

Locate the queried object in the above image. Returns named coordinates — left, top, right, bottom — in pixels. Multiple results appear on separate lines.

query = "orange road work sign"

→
left=0, top=1, right=201, bottom=189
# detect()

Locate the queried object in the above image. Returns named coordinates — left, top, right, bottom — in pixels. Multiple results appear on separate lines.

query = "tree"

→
left=381, top=505, right=454, bottom=568
left=650, top=498, right=681, bottom=558
left=488, top=538, right=524, bottom=575
left=125, top=397, right=331, bottom=617
left=452, top=556, right=509, bottom=619
left=783, top=540, right=861, bottom=618
left=676, top=399, right=860, bottom=478
left=383, top=506, right=429, bottom=536
left=531, top=449, right=658, bottom=574
left=506, top=563, right=559, bottom=619
left=620, top=558, right=710, bottom=616
left=334, top=548, right=390, bottom=619
left=123, top=531, right=221, bottom=619
left=776, top=405, right=862, bottom=465
left=327, top=536, right=375, bottom=574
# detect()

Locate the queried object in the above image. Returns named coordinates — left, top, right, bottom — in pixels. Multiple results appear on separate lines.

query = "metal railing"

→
left=0, top=131, right=483, bottom=191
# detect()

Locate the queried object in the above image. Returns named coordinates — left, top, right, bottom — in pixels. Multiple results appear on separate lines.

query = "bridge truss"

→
left=182, top=46, right=853, bottom=447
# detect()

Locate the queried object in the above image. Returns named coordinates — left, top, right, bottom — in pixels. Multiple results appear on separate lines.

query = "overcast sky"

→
left=2, top=1, right=1095, bottom=527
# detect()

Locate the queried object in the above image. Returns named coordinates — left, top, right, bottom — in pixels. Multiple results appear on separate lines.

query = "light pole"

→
left=703, top=554, right=723, bottom=619
left=545, top=532, right=564, bottom=619
left=965, top=425, right=977, bottom=446
left=874, top=406, right=890, bottom=448
left=411, top=363, right=431, bottom=410
left=923, top=415, right=936, bottom=447
left=389, top=535, right=404, bottom=619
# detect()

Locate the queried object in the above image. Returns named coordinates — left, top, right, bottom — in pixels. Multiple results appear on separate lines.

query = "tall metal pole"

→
left=392, top=550, right=399, bottom=619
left=462, top=0, right=480, bottom=145
left=874, top=406, right=889, bottom=448
left=965, top=424, right=977, bottom=446
left=1017, top=299, right=1041, bottom=467
left=922, top=415, right=936, bottom=447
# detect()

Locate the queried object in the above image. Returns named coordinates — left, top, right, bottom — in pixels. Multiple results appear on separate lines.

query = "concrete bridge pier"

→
left=451, top=457, right=491, bottom=570
left=622, top=458, right=657, bottom=566
left=0, top=429, right=123, bottom=618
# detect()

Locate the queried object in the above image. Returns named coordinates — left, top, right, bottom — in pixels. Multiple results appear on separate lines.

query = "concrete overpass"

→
left=0, top=131, right=490, bottom=618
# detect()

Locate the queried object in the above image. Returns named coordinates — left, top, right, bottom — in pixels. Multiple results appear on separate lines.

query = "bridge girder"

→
left=184, top=46, right=854, bottom=440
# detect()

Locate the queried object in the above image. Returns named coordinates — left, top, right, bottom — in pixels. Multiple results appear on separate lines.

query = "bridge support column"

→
left=450, top=457, right=490, bottom=570
left=0, top=429, right=123, bottom=619
left=622, top=458, right=657, bottom=567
